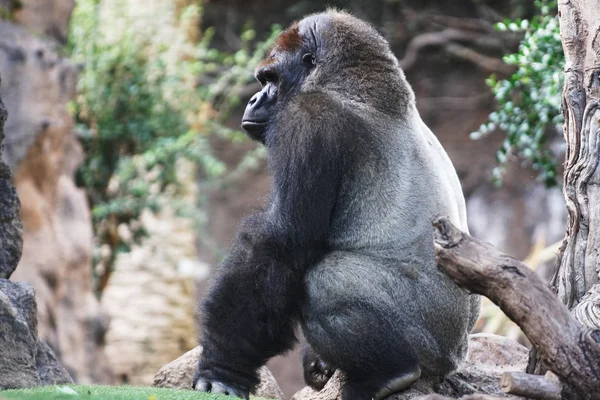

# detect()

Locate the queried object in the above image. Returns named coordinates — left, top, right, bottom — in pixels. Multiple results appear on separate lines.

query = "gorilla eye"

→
left=302, top=53, right=316, bottom=67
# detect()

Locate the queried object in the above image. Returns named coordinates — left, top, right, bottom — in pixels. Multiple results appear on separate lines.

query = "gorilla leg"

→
left=302, top=252, right=422, bottom=400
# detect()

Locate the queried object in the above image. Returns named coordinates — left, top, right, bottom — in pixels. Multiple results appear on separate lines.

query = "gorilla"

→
left=194, top=10, right=480, bottom=400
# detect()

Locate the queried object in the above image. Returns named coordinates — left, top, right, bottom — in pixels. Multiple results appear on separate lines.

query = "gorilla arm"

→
left=195, top=93, right=351, bottom=398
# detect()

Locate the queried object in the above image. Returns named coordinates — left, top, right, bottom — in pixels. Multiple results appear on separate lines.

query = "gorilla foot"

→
left=194, top=378, right=249, bottom=399
left=374, top=366, right=422, bottom=400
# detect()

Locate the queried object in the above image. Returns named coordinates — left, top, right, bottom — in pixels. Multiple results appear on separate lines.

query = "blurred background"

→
left=0, top=0, right=565, bottom=397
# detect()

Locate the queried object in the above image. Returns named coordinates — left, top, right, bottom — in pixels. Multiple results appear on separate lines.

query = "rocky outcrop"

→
left=291, top=333, right=528, bottom=400
left=0, top=19, right=113, bottom=384
left=154, top=346, right=285, bottom=400
left=0, top=76, right=73, bottom=389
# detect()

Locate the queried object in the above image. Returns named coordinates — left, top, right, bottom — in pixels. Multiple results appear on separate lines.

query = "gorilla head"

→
left=241, top=11, right=414, bottom=143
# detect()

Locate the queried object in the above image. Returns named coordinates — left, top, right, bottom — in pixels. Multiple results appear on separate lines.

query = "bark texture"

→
left=552, top=0, right=600, bottom=327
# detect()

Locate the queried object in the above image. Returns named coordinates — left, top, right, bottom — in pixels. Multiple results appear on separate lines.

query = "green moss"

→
left=2, top=385, right=268, bottom=400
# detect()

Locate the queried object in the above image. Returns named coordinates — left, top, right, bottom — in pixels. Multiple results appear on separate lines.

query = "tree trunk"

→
left=551, top=0, right=600, bottom=329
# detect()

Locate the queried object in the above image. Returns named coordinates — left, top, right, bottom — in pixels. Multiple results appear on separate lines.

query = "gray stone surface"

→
left=36, top=340, right=74, bottom=385
left=0, top=279, right=40, bottom=389
left=0, top=77, right=23, bottom=279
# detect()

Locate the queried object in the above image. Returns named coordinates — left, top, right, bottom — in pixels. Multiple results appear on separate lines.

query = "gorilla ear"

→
left=302, top=53, right=316, bottom=67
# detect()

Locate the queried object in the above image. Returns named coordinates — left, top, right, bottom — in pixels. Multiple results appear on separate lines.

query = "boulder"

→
left=154, top=346, right=285, bottom=400
left=0, top=279, right=39, bottom=389
left=291, top=333, right=528, bottom=400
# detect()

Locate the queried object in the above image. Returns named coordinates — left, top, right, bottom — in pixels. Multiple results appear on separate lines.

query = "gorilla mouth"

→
left=241, top=120, right=268, bottom=133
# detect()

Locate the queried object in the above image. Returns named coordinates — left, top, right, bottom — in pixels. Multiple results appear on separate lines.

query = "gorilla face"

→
left=241, top=20, right=320, bottom=143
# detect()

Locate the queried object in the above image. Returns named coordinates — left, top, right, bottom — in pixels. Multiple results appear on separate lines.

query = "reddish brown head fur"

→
left=274, top=22, right=302, bottom=53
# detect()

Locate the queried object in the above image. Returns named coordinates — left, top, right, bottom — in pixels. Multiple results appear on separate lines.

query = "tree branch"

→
left=398, top=28, right=514, bottom=75
left=433, top=216, right=600, bottom=399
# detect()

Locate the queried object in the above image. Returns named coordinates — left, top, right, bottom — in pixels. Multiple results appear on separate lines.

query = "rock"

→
left=291, top=333, right=528, bottom=400
left=154, top=346, right=285, bottom=400
left=0, top=279, right=39, bottom=389
left=0, top=279, right=74, bottom=389
left=0, top=20, right=113, bottom=384
left=466, top=333, right=529, bottom=368
left=0, top=76, right=23, bottom=280
left=36, top=340, right=74, bottom=385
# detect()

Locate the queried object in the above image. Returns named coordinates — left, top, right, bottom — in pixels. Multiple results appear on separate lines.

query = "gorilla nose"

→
left=248, top=91, right=267, bottom=108
left=243, top=90, right=270, bottom=125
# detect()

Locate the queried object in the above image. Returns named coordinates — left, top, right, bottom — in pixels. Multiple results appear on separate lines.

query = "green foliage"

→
left=2, top=385, right=269, bottom=400
left=472, top=1, right=563, bottom=187
left=68, top=0, right=278, bottom=287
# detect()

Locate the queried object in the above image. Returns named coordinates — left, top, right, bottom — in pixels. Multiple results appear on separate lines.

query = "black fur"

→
left=301, top=343, right=334, bottom=391
left=196, top=91, right=365, bottom=394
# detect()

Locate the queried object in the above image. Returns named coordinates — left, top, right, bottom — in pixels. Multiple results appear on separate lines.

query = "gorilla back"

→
left=195, top=10, right=480, bottom=400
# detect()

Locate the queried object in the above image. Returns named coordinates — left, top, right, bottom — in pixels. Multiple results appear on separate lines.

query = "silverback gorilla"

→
left=194, top=10, right=480, bottom=400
